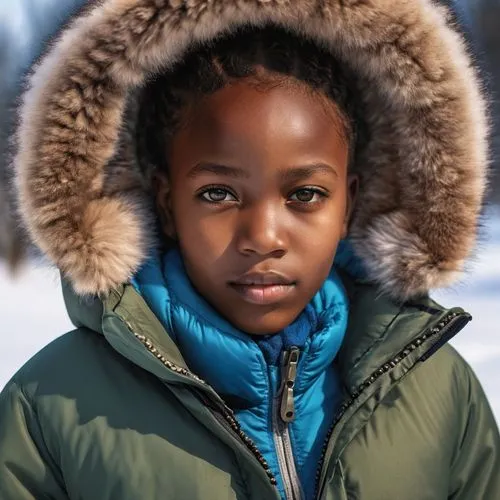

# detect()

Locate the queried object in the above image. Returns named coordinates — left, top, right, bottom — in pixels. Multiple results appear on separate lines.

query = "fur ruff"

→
left=12, top=0, right=489, bottom=299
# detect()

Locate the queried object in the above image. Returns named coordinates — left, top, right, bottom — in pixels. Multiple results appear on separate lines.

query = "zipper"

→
left=129, top=329, right=277, bottom=488
left=273, top=347, right=303, bottom=500
left=125, top=309, right=469, bottom=500
left=133, top=324, right=303, bottom=497
left=313, top=310, right=470, bottom=498
left=209, top=402, right=277, bottom=486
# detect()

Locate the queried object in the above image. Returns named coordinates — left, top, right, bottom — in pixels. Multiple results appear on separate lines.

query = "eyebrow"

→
left=187, top=162, right=338, bottom=180
left=279, top=163, right=338, bottom=182
left=187, top=162, right=250, bottom=179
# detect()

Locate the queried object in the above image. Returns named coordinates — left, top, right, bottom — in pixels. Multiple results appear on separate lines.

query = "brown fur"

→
left=11, top=0, right=489, bottom=299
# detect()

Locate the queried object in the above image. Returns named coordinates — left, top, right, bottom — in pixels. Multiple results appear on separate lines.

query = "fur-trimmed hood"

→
left=12, top=0, right=489, bottom=300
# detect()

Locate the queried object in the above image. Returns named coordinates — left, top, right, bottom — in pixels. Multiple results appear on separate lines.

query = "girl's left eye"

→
left=289, top=188, right=326, bottom=203
left=199, top=187, right=237, bottom=203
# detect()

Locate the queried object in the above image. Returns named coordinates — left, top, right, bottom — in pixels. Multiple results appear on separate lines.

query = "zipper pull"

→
left=279, top=346, right=300, bottom=423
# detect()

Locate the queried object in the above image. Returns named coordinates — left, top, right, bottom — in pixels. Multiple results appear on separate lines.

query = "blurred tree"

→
left=466, top=0, right=500, bottom=203
left=0, top=0, right=88, bottom=265
left=0, top=24, right=17, bottom=266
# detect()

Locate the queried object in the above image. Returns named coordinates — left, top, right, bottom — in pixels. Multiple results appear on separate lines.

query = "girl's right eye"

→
left=199, top=187, right=237, bottom=203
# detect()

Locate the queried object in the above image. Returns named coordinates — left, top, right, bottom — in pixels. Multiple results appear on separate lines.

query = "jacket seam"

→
left=349, top=307, right=404, bottom=372
left=16, top=382, right=68, bottom=494
left=229, top=447, right=253, bottom=498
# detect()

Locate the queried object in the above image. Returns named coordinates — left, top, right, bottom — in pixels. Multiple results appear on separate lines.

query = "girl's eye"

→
left=200, top=187, right=237, bottom=203
left=289, top=188, right=326, bottom=203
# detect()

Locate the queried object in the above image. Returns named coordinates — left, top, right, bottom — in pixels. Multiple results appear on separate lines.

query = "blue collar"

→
left=132, top=248, right=352, bottom=407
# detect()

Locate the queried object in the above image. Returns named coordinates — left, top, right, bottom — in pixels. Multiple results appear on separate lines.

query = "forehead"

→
left=170, top=80, right=349, bottom=175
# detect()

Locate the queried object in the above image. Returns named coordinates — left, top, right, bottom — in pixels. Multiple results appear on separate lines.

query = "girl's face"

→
left=157, top=80, right=357, bottom=335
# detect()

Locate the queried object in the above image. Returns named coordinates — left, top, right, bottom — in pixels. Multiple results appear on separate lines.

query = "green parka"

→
left=1, top=0, right=499, bottom=498
left=1, top=281, right=499, bottom=499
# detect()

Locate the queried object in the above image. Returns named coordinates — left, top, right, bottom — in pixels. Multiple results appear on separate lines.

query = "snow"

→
left=1, top=210, right=499, bottom=423
left=0, top=263, right=72, bottom=387
left=433, top=208, right=500, bottom=421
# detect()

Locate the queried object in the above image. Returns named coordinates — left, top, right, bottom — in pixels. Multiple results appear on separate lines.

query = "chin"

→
left=233, top=313, right=294, bottom=336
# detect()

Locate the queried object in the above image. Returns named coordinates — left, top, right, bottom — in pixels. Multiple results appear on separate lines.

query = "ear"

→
left=342, top=174, right=359, bottom=239
left=154, top=171, right=177, bottom=241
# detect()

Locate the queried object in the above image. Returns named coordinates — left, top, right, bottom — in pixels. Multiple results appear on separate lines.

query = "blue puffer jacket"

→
left=133, top=244, right=363, bottom=499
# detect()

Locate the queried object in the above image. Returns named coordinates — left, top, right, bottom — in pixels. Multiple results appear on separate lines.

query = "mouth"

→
left=228, top=272, right=296, bottom=306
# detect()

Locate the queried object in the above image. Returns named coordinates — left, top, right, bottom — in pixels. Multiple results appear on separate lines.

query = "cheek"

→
left=178, top=214, right=235, bottom=259
left=293, top=197, right=347, bottom=277
left=171, top=196, right=235, bottom=277
left=293, top=195, right=347, bottom=248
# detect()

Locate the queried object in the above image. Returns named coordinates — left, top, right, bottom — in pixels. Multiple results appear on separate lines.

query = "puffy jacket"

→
left=1, top=0, right=499, bottom=498
left=1, top=280, right=499, bottom=499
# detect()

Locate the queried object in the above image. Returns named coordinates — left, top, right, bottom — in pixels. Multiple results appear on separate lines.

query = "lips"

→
left=231, top=271, right=295, bottom=286
left=228, top=272, right=296, bottom=305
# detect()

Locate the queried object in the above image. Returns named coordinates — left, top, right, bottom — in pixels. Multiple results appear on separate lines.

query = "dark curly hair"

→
left=136, top=25, right=361, bottom=175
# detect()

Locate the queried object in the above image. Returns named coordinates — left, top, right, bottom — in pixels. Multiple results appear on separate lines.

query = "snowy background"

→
left=1, top=209, right=499, bottom=422
left=433, top=208, right=500, bottom=421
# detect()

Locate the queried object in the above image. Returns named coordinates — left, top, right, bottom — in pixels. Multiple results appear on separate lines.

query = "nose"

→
left=236, top=200, right=287, bottom=257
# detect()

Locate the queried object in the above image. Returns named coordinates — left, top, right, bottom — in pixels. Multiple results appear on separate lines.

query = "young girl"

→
left=1, top=1, right=499, bottom=499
